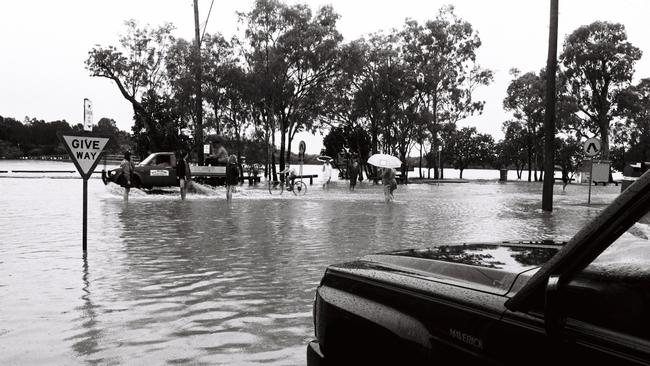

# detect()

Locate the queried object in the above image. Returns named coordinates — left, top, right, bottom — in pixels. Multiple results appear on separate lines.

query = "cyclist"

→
left=279, top=165, right=297, bottom=191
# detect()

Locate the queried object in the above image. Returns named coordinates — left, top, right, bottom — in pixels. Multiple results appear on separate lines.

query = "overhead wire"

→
left=201, top=0, right=215, bottom=44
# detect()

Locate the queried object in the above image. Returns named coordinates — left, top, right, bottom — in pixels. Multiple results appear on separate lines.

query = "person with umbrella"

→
left=367, top=153, right=402, bottom=202
left=320, top=157, right=333, bottom=190
left=381, top=167, right=397, bottom=202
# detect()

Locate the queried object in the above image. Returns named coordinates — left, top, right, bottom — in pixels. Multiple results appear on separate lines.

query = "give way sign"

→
left=57, top=132, right=110, bottom=179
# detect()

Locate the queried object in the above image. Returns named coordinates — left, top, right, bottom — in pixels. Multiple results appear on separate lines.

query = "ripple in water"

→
left=0, top=177, right=620, bottom=365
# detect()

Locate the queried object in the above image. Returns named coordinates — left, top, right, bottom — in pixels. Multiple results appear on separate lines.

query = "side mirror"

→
left=544, top=275, right=563, bottom=338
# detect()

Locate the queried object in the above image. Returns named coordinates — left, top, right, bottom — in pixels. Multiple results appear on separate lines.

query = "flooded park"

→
left=0, top=160, right=622, bottom=365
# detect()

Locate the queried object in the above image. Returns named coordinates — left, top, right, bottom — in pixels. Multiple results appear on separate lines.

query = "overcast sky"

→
left=2, top=1, right=649, bottom=154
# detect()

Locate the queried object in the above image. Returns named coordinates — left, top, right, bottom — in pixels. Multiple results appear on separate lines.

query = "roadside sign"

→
left=204, top=144, right=211, bottom=154
left=592, top=161, right=610, bottom=182
left=59, top=133, right=110, bottom=180
left=299, top=140, right=306, bottom=158
left=584, top=138, right=601, bottom=157
left=83, top=98, right=93, bottom=132
left=57, top=131, right=111, bottom=253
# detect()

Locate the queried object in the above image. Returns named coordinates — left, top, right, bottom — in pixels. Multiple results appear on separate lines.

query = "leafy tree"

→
left=400, top=7, right=492, bottom=178
left=92, top=118, right=133, bottom=154
left=499, top=120, right=528, bottom=179
left=322, top=125, right=371, bottom=160
left=322, top=126, right=346, bottom=158
left=555, top=137, right=583, bottom=189
left=503, top=70, right=545, bottom=181
left=0, top=115, right=132, bottom=158
left=238, top=0, right=342, bottom=172
left=447, top=127, right=494, bottom=179
left=615, top=78, right=650, bottom=168
left=86, top=20, right=178, bottom=152
left=560, top=21, right=642, bottom=159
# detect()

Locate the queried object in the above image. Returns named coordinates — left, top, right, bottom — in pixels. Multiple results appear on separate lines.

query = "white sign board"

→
left=150, top=170, right=170, bottom=176
left=83, top=99, right=93, bottom=132
left=584, top=138, right=601, bottom=157
left=592, top=161, right=610, bottom=182
left=61, top=134, right=110, bottom=179
left=204, top=144, right=211, bottom=154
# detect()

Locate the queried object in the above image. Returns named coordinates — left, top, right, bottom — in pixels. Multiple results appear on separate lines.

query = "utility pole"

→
left=542, top=0, right=559, bottom=212
left=193, top=0, right=204, bottom=165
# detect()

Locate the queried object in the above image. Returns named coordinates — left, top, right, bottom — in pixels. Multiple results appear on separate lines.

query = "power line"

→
left=201, top=0, right=215, bottom=44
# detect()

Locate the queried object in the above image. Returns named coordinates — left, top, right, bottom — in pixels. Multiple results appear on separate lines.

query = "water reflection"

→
left=69, top=254, right=104, bottom=361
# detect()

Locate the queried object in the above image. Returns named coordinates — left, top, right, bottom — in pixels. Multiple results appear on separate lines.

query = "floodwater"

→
left=0, top=161, right=621, bottom=365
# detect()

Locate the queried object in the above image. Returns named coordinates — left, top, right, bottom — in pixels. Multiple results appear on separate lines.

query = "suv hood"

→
left=356, top=242, right=560, bottom=295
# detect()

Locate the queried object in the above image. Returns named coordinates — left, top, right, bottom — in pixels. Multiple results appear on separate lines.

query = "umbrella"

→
left=316, top=155, right=333, bottom=162
left=367, top=153, right=402, bottom=168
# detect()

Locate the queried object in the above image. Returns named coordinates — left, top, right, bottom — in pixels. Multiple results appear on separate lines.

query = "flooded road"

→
left=0, top=168, right=620, bottom=365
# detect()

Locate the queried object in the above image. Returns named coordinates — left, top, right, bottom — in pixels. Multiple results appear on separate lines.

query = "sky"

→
left=2, top=0, right=650, bottom=154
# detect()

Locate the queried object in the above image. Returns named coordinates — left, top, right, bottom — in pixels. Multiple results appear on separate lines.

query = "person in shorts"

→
left=119, top=151, right=136, bottom=201
left=226, top=154, right=240, bottom=201
left=176, top=149, right=191, bottom=200
left=381, top=167, right=397, bottom=202
left=348, top=157, right=360, bottom=191
left=280, top=165, right=297, bottom=191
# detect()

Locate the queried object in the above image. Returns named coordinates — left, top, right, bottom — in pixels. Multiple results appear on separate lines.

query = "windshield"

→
left=585, top=212, right=650, bottom=278
left=138, top=153, right=156, bottom=166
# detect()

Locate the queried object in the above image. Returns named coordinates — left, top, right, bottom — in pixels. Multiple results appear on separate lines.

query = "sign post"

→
left=298, top=140, right=306, bottom=180
left=584, top=138, right=602, bottom=205
left=57, top=132, right=110, bottom=252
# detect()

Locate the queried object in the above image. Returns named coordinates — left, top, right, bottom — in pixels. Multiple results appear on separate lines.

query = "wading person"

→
left=176, top=149, right=191, bottom=200
left=349, top=158, right=360, bottom=191
left=119, top=151, right=135, bottom=202
left=381, top=167, right=397, bottom=203
left=226, top=154, right=240, bottom=201
left=322, top=159, right=332, bottom=190
left=280, top=165, right=297, bottom=191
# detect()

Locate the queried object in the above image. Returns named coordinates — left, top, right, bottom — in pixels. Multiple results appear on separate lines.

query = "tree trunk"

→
left=528, top=147, right=533, bottom=182
left=459, top=168, right=464, bottom=180
left=286, top=137, right=292, bottom=166
left=433, top=145, right=439, bottom=179
left=279, top=122, right=286, bottom=173
left=371, top=121, right=378, bottom=184
left=419, top=144, right=423, bottom=179
left=271, top=128, right=277, bottom=181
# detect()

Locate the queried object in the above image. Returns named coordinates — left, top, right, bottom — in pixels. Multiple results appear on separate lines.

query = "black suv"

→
left=308, top=172, right=650, bottom=365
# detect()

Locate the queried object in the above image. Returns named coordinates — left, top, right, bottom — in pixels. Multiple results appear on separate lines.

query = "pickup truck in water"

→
left=101, top=152, right=226, bottom=189
left=308, top=171, right=650, bottom=365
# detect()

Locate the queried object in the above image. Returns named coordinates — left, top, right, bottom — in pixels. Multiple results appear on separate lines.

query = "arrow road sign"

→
left=57, top=132, right=110, bottom=179
left=299, top=140, right=306, bottom=158
left=584, top=138, right=601, bottom=157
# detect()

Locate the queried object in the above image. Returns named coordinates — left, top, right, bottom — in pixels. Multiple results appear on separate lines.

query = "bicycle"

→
left=268, top=174, right=307, bottom=196
left=287, top=176, right=307, bottom=196
left=268, top=177, right=284, bottom=195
